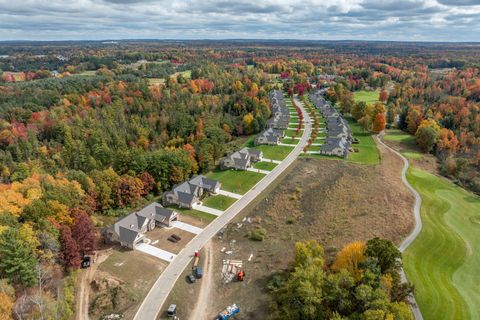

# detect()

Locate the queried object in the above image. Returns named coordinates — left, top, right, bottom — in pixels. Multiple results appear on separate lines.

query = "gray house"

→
left=106, top=202, right=178, bottom=249
left=220, top=148, right=263, bottom=170
left=162, top=175, right=221, bottom=209
left=254, top=128, right=284, bottom=146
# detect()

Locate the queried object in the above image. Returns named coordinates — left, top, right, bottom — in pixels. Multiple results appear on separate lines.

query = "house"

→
left=267, top=90, right=290, bottom=130
left=106, top=202, right=178, bottom=249
left=320, top=137, right=351, bottom=158
left=162, top=175, right=221, bottom=208
left=219, top=148, right=263, bottom=170
left=254, top=128, right=284, bottom=146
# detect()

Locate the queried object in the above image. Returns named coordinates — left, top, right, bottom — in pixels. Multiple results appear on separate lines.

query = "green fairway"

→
left=403, top=167, right=480, bottom=320
left=253, top=161, right=277, bottom=171
left=254, top=145, right=294, bottom=161
left=353, top=90, right=379, bottom=104
left=346, top=118, right=380, bottom=165
left=202, top=194, right=237, bottom=210
left=206, top=170, right=265, bottom=194
left=384, top=129, right=416, bottom=144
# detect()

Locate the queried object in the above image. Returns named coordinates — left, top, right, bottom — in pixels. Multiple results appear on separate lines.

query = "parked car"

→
left=187, top=274, right=196, bottom=283
left=81, top=256, right=91, bottom=269
left=167, top=304, right=177, bottom=317
left=194, top=266, right=203, bottom=279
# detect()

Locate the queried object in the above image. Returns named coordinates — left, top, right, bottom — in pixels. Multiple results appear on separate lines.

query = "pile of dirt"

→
left=89, top=271, right=137, bottom=319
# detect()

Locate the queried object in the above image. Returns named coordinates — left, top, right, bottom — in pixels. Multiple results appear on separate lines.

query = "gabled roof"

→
left=189, top=175, right=220, bottom=191
left=118, top=226, right=142, bottom=246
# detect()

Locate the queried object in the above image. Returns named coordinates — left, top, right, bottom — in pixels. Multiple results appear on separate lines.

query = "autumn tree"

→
left=332, top=241, right=366, bottom=280
left=372, top=113, right=386, bottom=133
left=415, top=119, right=441, bottom=153
left=71, top=209, right=97, bottom=256
left=115, top=174, right=144, bottom=208
left=379, top=89, right=388, bottom=102
left=406, top=106, right=423, bottom=134
left=59, top=226, right=80, bottom=270
left=365, top=237, right=401, bottom=273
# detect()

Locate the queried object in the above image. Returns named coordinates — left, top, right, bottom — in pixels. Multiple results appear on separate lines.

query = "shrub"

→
left=249, top=228, right=267, bottom=241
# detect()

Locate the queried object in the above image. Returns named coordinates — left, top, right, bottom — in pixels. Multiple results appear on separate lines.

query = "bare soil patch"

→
left=148, top=227, right=196, bottom=254
left=165, top=141, right=415, bottom=320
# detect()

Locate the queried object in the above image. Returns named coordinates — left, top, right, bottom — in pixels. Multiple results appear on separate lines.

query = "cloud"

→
left=0, top=0, right=479, bottom=41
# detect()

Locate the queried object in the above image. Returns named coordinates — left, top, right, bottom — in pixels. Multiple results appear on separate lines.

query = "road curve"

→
left=375, top=134, right=424, bottom=320
left=133, top=97, right=312, bottom=320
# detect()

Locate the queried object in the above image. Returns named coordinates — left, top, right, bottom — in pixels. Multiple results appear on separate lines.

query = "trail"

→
left=375, top=134, right=424, bottom=320
left=188, top=240, right=214, bottom=320
left=76, top=250, right=111, bottom=320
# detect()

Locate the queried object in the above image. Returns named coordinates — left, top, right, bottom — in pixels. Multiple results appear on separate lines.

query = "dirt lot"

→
left=165, top=140, right=415, bottom=320
left=148, top=227, right=196, bottom=254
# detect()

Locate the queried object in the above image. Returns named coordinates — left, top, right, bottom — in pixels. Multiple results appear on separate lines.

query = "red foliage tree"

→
left=379, top=89, right=388, bottom=102
left=60, top=225, right=81, bottom=270
left=372, top=113, right=386, bottom=133
left=138, top=172, right=154, bottom=196
left=71, top=209, right=97, bottom=256
left=115, top=175, right=144, bottom=207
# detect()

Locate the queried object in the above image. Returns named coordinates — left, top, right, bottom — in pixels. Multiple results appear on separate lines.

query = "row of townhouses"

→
left=255, top=90, right=290, bottom=146
left=310, top=89, right=353, bottom=158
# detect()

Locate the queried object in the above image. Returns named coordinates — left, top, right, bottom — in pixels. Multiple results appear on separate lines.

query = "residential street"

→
left=133, top=97, right=312, bottom=320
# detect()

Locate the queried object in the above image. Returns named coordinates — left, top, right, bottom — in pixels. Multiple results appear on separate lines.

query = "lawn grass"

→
left=148, top=78, right=166, bottom=85
left=253, top=161, right=277, bottom=171
left=284, top=129, right=301, bottom=137
left=403, top=167, right=480, bottom=320
left=353, top=90, right=379, bottom=105
left=206, top=170, right=265, bottom=194
left=346, top=118, right=381, bottom=165
left=167, top=206, right=217, bottom=223
left=384, top=129, right=416, bottom=144
left=254, top=145, right=294, bottom=161
left=281, top=137, right=299, bottom=145
left=202, top=194, right=237, bottom=210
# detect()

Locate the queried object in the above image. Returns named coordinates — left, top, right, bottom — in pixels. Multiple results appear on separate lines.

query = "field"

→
left=253, top=161, right=277, bottom=171
left=403, top=167, right=480, bottom=320
left=166, top=141, right=415, bottom=319
left=383, top=129, right=423, bottom=160
left=347, top=118, right=381, bottom=165
left=206, top=170, right=265, bottom=194
left=202, top=194, right=237, bottom=210
left=353, top=90, right=379, bottom=104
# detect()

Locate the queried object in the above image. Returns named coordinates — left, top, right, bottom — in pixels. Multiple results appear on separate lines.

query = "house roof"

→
left=118, top=226, right=143, bottom=246
left=189, top=175, right=220, bottom=191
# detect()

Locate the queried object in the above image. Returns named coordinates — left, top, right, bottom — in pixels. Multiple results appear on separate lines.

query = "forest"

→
left=0, top=40, right=479, bottom=318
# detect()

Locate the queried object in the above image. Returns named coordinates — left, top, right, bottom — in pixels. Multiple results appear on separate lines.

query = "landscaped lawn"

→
left=206, top=170, right=265, bottom=194
left=403, top=167, right=480, bottom=320
left=167, top=206, right=217, bottom=223
left=202, top=194, right=237, bottom=210
left=384, top=129, right=416, bottom=144
left=353, top=90, right=380, bottom=105
left=254, top=145, right=294, bottom=161
left=281, top=137, right=298, bottom=145
left=253, top=161, right=277, bottom=171
left=284, top=129, right=301, bottom=137
left=347, top=118, right=381, bottom=165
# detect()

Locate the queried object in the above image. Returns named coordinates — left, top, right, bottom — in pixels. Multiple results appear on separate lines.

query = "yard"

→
left=281, top=137, right=299, bottom=145
left=206, top=170, right=265, bottom=194
left=167, top=206, right=217, bottom=223
left=253, top=161, right=278, bottom=171
left=254, top=145, right=294, bottom=161
left=347, top=118, right=381, bottom=165
left=353, top=90, right=380, bottom=105
left=403, top=167, right=480, bottom=320
left=202, top=194, right=237, bottom=210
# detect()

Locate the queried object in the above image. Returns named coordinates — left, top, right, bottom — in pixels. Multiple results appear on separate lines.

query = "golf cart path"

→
left=133, top=96, right=311, bottom=320
left=375, top=134, right=424, bottom=320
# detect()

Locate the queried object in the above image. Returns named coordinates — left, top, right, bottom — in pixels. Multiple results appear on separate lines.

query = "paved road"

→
left=375, top=135, right=424, bottom=320
left=133, top=98, right=311, bottom=320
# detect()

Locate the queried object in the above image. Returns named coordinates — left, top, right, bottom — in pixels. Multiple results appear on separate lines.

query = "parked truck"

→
left=216, top=304, right=240, bottom=320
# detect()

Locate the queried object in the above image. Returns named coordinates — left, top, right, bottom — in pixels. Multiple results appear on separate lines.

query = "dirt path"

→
left=76, top=250, right=112, bottom=320
left=188, top=240, right=214, bottom=320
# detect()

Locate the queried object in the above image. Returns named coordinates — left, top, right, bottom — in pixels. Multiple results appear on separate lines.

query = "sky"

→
left=1, top=0, right=480, bottom=42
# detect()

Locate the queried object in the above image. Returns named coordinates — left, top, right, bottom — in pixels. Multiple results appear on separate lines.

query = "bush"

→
left=249, top=228, right=267, bottom=241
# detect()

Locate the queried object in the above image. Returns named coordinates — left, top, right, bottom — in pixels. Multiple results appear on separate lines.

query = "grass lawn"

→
left=206, top=170, right=265, bottom=194
left=253, top=161, right=277, bottom=171
left=403, top=167, right=480, bottom=320
left=353, top=90, right=379, bottom=105
left=202, top=194, right=237, bottom=210
left=281, top=137, right=299, bottom=145
left=347, top=118, right=381, bottom=165
left=78, top=70, right=96, bottom=76
left=384, top=129, right=424, bottom=160
left=254, top=145, right=294, bottom=161
left=284, top=129, right=301, bottom=137
left=307, top=145, right=322, bottom=152
left=148, top=78, right=166, bottom=85
left=167, top=206, right=217, bottom=223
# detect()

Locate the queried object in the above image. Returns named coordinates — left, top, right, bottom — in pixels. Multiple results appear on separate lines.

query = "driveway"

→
left=217, top=189, right=243, bottom=199
left=133, top=95, right=312, bottom=320
left=194, top=204, right=224, bottom=216
left=261, top=158, right=281, bottom=164
left=136, top=243, right=177, bottom=262
left=171, top=221, right=203, bottom=235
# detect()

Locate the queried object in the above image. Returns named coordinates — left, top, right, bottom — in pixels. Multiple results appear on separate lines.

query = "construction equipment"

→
left=216, top=304, right=240, bottom=320
left=193, top=250, right=200, bottom=268
left=236, top=270, right=245, bottom=281
left=221, top=260, right=243, bottom=284
left=193, top=266, right=203, bottom=279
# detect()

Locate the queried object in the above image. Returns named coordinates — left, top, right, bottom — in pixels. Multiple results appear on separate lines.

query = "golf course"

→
left=403, top=166, right=480, bottom=320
